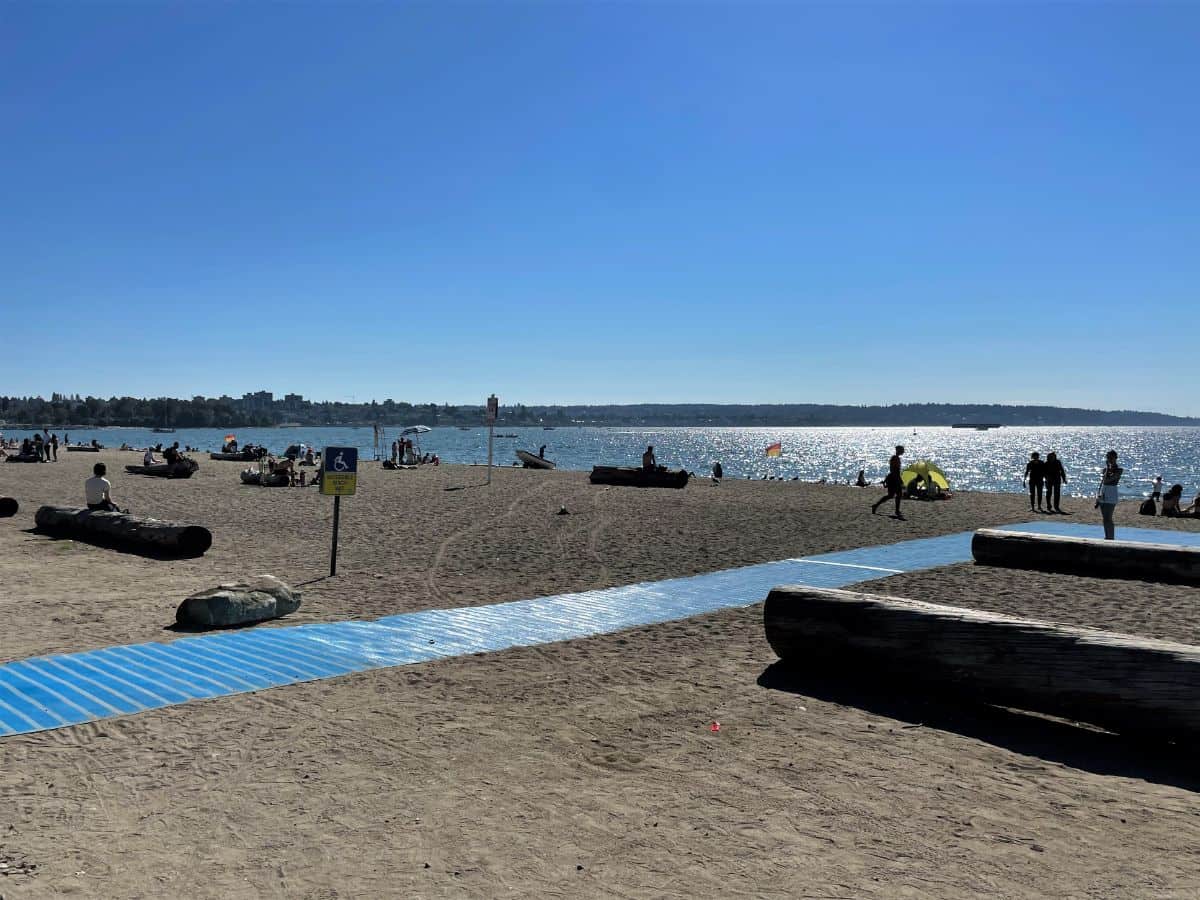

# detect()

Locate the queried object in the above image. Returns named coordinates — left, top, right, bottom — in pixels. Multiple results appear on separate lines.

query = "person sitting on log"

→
left=642, top=445, right=657, bottom=472
left=143, top=447, right=160, bottom=466
left=85, top=463, right=123, bottom=512
left=163, top=442, right=181, bottom=465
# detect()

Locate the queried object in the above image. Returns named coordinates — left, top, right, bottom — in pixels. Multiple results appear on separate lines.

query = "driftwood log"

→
left=973, top=528, right=1200, bottom=584
left=124, top=459, right=199, bottom=479
left=763, top=586, right=1200, bottom=742
left=176, top=576, right=301, bottom=628
left=589, top=466, right=689, bottom=488
left=0, top=497, right=17, bottom=517
left=34, top=506, right=212, bottom=556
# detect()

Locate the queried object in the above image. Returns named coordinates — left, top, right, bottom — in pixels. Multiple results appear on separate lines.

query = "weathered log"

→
left=589, top=466, right=689, bottom=488
left=763, top=586, right=1200, bottom=742
left=176, top=576, right=301, bottom=628
left=0, top=497, right=17, bottom=517
left=973, top=528, right=1200, bottom=584
left=124, top=459, right=199, bottom=479
left=34, top=506, right=212, bottom=557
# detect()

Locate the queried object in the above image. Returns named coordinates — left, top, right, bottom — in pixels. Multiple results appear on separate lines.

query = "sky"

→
left=3, top=3, right=1198, bottom=415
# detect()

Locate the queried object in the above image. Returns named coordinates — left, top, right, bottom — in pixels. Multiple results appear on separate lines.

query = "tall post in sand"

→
left=486, top=393, right=498, bottom=485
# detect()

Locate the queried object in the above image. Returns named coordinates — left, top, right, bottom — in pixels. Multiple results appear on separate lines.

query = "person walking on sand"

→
left=1044, top=451, right=1067, bottom=513
left=1095, top=449, right=1123, bottom=540
left=50, top=433, right=58, bottom=460
left=871, top=445, right=905, bottom=519
left=1151, top=475, right=1163, bottom=501
left=1023, top=451, right=1046, bottom=512
left=712, top=461, right=723, bottom=485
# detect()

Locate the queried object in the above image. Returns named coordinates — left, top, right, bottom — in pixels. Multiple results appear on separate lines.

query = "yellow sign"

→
left=321, top=472, right=357, bottom=496
left=321, top=446, right=358, bottom=496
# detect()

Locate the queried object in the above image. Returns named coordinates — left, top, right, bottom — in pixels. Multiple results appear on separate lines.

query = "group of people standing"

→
left=0, top=430, right=60, bottom=461
left=1022, top=451, right=1068, bottom=513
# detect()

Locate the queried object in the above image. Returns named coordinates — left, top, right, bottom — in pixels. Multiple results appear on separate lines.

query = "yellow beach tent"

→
left=900, top=460, right=950, bottom=490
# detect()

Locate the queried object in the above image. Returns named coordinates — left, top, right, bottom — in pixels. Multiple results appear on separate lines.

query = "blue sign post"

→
left=322, top=447, right=358, bottom=576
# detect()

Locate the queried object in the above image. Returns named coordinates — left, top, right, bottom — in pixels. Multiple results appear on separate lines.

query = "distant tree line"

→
left=0, top=395, right=1195, bottom=429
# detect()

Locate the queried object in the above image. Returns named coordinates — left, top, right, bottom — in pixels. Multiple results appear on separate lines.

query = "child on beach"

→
left=870, top=445, right=905, bottom=519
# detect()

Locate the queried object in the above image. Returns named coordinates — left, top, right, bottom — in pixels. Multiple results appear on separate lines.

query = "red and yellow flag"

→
left=765, top=442, right=782, bottom=457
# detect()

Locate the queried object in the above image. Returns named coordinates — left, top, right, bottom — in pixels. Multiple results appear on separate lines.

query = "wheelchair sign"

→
left=321, top=446, right=358, bottom=496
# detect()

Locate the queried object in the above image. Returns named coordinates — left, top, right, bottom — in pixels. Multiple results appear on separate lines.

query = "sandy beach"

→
left=2, top=452, right=1199, bottom=897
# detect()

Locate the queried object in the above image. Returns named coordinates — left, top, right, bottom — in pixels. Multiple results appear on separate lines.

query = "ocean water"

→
left=29, top=425, right=1200, bottom=499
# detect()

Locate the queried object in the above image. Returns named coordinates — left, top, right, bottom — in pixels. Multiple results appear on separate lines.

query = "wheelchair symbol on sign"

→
left=333, top=452, right=349, bottom=472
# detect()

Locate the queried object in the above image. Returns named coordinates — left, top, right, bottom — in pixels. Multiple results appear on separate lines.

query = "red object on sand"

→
left=710, top=721, right=720, bottom=732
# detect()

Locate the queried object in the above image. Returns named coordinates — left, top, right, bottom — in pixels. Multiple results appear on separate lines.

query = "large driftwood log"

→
left=124, top=459, right=199, bottom=479
left=0, top=497, right=17, bottom=517
left=34, top=506, right=212, bottom=556
left=973, top=528, right=1200, bottom=584
left=176, top=576, right=301, bottom=628
left=763, top=586, right=1200, bottom=742
left=589, top=466, right=689, bottom=488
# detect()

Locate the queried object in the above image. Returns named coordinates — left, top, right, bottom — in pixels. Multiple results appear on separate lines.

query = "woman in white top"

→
left=84, top=462, right=122, bottom=513
left=1095, top=449, right=1123, bottom=540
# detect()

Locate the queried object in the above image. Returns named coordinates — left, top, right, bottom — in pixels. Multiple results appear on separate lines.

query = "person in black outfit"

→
left=1023, top=451, right=1046, bottom=512
left=871, top=445, right=905, bottom=519
left=1043, top=451, right=1067, bottom=513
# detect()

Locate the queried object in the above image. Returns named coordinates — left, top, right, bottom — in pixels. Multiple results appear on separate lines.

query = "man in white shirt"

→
left=85, top=463, right=122, bottom=512
left=144, top=447, right=159, bottom=466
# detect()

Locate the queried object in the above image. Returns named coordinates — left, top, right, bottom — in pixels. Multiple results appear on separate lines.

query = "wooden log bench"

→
left=763, top=586, right=1200, bottom=742
left=34, top=506, right=213, bottom=557
left=972, top=528, right=1200, bottom=584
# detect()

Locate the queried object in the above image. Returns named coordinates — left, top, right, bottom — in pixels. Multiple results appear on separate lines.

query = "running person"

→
left=871, top=445, right=906, bottom=519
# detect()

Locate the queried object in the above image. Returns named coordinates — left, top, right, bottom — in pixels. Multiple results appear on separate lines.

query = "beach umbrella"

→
left=900, top=460, right=950, bottom=490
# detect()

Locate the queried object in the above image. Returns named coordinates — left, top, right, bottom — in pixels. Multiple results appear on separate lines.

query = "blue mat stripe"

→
left=2, top=521, right=1196, bottom=737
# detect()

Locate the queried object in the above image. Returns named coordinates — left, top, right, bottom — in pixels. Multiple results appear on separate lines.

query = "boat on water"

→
left=278, top=422, right=302, bottom=428
left=151, top=427, right=176, bottom=433
left=516, top=449, right=555, bottom=470
left=951, top=423, right=1002, bottom=430
left=589, top=466, right=689, bottom=489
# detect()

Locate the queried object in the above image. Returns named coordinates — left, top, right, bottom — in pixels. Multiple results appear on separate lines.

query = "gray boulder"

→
left=176, top=575, right=302, bottom=628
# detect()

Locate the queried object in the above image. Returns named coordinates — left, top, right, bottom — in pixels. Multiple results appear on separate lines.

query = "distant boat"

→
left=951, top=424, right=1002, bottom=430
left=458, top=426, right=472, bottom=430
left=543, top=426, right=556, bottom=430
left=277, top=422, right=302, bottom=428
left=152, top=427, right=175, bottom=433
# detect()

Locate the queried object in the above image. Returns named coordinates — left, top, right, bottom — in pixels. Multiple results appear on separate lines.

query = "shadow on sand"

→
left=757, top=660, right=1199, bottom=793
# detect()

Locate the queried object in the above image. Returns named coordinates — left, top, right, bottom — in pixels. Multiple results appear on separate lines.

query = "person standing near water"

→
left=871, top=445, right=905, bottom=519
left=1023, top=452, right=1046, bottom=512
left=1095, top=449, right=1123, bottom=540
left=1044, top=451, right=1067, bottom=513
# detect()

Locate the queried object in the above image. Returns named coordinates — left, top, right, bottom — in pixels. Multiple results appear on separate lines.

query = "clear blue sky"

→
left=4, top=3, right=1198, bottom=414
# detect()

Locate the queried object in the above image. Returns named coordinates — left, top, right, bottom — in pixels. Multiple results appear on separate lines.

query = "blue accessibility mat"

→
left=0, top=521, right=1195, bottom=737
